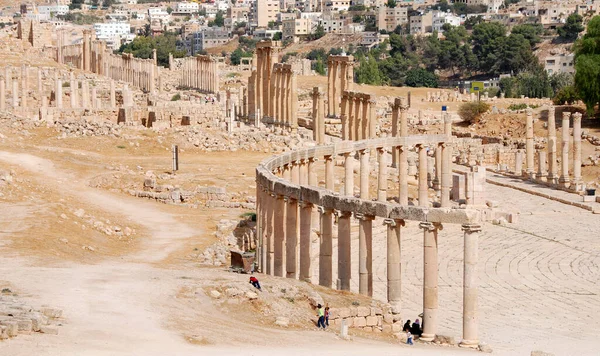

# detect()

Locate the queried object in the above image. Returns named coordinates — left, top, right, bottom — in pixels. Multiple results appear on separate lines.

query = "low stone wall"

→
left=328, top=305, right=400, bottom=333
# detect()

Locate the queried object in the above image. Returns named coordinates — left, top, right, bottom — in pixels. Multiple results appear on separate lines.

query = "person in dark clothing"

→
left=411, top=319, right=422, bottom=336
left=403, top=320, right=411, bottom=332
left=249, top=276, right=261, bottom=290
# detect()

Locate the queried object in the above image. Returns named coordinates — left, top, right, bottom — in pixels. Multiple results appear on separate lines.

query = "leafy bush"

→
left=458, top=102, right=490, bottom=124
left=553, top=86, right=579, bottom=105
left=171, top=93, right=181, bottom=101
left=508, top=103, right=528, bottom=110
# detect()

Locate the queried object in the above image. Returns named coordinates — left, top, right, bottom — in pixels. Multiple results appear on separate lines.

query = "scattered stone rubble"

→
left=0, top=290, right=62, bottom=340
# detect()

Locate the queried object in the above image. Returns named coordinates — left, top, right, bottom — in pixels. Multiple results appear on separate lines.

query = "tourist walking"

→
left=317, top=304, right=326, bottom=329
left=324, top=307, right=330, bottom=327
left=406, top=330, right=413, bottom=345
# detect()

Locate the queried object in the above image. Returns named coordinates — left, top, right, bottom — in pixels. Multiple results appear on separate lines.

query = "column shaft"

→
left=319, top=208, right=333, bottom=287
left=460, top=224, right=481, bottom=348
left=386, top=219, right=402, bottom=311
left=377, top=148, right=387, bottom=202
left=399, top=146, right=408, bottom=205
left=337, top=211, right=352, bottom=290
left=418, top=145, right=428, bottom=207
left=299, top=202, right=312, bottom=281
left=285, top=198, right=298, bottom=279
left=359, top=150, right=369, bottom=199
left=344, top=153, right=354, bottom=196
left=421, top=222, right=438, bottom=341
left=273, top=196, right=286, bottom=277
left=358, top=216, right=373, bottom=296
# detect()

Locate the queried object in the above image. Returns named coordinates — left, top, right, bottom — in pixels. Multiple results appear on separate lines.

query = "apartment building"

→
left=377, top=6, right=409, bottom=33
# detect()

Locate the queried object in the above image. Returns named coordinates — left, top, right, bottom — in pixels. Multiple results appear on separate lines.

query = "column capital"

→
left=317, top=206, right=334, bottom=214
left=354, top=213, right=375, bottom=221
left=336, top=210, right=352, bottom=218
left=299, top=201, right=313, bottom=209
left=572, top=112, right=583, bottom=121
left=383, top=218, right=405, bottom=227
left=419, top=221, right=442, bottom=231
left=462, top=224, right=482, bottom=233
left=324, top=154, right=333, bottom=161
left=376, top=146, right=386, bottom=153
left=358, top=148, right=369, bottom=154
left=562, top=111, right=572, bottom=120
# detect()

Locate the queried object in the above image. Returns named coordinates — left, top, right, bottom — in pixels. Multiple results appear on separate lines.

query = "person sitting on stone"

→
left=403, top=319, right=411, bottom=332
left=249, top=276, right=261, bottom=291
left=411, top=318, right=422, bottom=336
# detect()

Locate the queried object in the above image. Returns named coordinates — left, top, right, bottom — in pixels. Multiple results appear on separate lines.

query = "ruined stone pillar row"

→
left=418, top=145, right=428, bottom=207
left=420, top=222, right=439, bottom=342
left=441, top=143, right=452, bottom=207
left=56, top=78, right=62, bottom=108
left=273, top=195, right=286, bottom=277
left=344, top=152, right=354, bottom=196
left=385, top=218, right=404, bottom=312
left=526, top=109, right=535, bottom=179
left=12, top=80, right=18, bottom=107
left=377, top=147, right=387, bottom=202
left=547, top=106, right=558, bottom=184
left=299, top=201, right=313, bottom=282
left=318, top=207, right=333, bottom=288
left=572, top=113, right=583, bottom=190
left=325, top=155, right=334, bottom=191
left=357, top=214, right=374, bottom=296
left=266, top=193, right=275, bottom=275
left=0, top=80, right=5, bottom=111
left=337, top=211, right=352, bottom=291
left=359, top=149, right=369, bottom=200
left=559, top=112, right=571, bottom=187
left=398, top=145, right=408, bottom=206
left=460, top=224, right=481, bottom=348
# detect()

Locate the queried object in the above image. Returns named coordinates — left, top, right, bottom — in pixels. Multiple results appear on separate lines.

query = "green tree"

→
left=458, top=102, right=490, bottom=124
left=511, top=23, right=543, bottom=46
left=313, top=58, right=326, bottom=75
left=558, top=13, right=584, bottom=41
left=464, top=15, right=483, bottom=30
left=273, top=32, right=282, bottom=40
left=69, top=0, right=84, bottom=9
left=166, top=7, right=173, bottom=14
left=310, top=24, right=326, bottom=40
left=118, top=33, right=185, bottom=67
left=386, top=0, right=396, bottom=8
left=553, top=86, right=579, bottom=105
left=405, top=68, right=438, bottom=88
left=355, top=54, right=382, bottom=85
left=472, top=22, right=507, bottom=73
left=574, top=16, right=600, bottom=112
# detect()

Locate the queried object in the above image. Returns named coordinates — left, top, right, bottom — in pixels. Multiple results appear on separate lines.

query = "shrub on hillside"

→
left=458, top=102, right=490, bottom=124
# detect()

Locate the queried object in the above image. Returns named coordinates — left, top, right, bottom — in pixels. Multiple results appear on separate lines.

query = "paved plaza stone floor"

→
left=311, top=182, right=600, bottom=355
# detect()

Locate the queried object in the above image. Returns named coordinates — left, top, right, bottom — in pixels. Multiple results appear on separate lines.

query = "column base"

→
left=459, top=339, right=479, bottom=348
left=420, top=333, right=435, bottom=342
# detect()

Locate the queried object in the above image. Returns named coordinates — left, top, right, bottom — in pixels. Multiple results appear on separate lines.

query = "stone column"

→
left=368, top=99, right=377, bottom=138
left=418, top=145, right=428, bottom=207
left=337, top=211, right=352, bottom=291
left=515, top=150, right=524, bottom=175
left=290, top=73, right=298, bottom=132
left=299, top=159, right=308, bottom=186
left=266, top=193, right=275, bottom=275
left=325, top=155, right=334, bottom=191
left=420, top=222, right=439, bottom=342
left=357, top=214, right=374, bottom=296
left=385, top=218, right=404, bottom=313
left=460, top=224, right=481, bottom=348
left=559, top=112, right=571, bottom=187
left=441, top=143, right=451, bottom=207
left=344, top=152, right=354, bottom=196
left=20, top=75, right=27, bottom=109
left=331, top=61, right=338, bottom=117
left=319, top=207, right=333, bottom=287
left=526, top=109, right=535, bottom=179
left=537, top=151, right=547, bottom=182
left=359, top=149, right=369, bottom=199
left=291, top=161, right=300, bottom=184
left=433, top=146, right=442, bottom=191
left=286, top=197, right=298, bottom=279
left=340, top=95, right=348, bottom=139
left=399, top=145, right=408, bottom=206
left=274, top=195, right=286, bottom=277
left=110, top=80, right=116, bottom=108
left=70, top=77, right=78, bottom=108
left=299, top=201, right=312, bottom=282
left=391, top=101, right=399, bottom=167
left=308, top=158, right=317, bottom=186
left=377, top=147, right=387, bottom=202
left=0, top=80, right=4, bottom=111
left=37, top=68, right=43, bottom=97
left=318, top=90, right=325, bottom=143
left=12, top=81, right=18, bottom=107
left=572, top=112, right=583, bottom=190
left=547, top=106, right=558, bottom=184
left=4, top=67, right=10, bottom=95
left=55, top=78, right=63, bottom=108
left=327, top=58, right=333, bottom=116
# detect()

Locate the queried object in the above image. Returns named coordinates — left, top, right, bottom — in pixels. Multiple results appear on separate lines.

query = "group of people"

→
left=403, top=318, right=423, bottom=345
left=316, top=304, right=330, bottom=329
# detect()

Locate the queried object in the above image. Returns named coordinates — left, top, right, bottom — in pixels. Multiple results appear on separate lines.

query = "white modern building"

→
left=94, top=22, right=132, bottom=49
left=176, top=1, right=200, bottom=13
left=545, top=53, right=575, bottom=75
left=37, top=5, right=70, bottom=17
left=432, top=10, right=461, bottom=32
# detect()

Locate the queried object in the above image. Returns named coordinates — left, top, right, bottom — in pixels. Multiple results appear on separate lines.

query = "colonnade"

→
left=179, top=55, right=219, bottom=93
left=248, top=40, right=279, bottom=121
left=340, top=91, right=376, bottom=141
left=327, top=55, right=354, bottom=117
left=519, top=107, right=584, bottom=191
left=104, top=53, right=155, bottom=94
left=266, top=63, right=297, bottom=131
left=255, top=134, right=482, bottom=347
